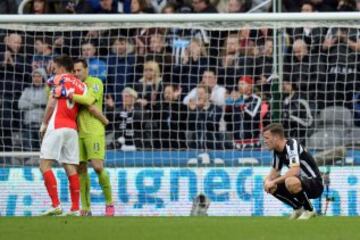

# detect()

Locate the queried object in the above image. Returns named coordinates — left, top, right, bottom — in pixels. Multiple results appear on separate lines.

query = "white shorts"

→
left=40, top=128, right=79, bottom=165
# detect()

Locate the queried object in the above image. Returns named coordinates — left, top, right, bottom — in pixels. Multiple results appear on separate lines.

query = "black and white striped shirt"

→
left=272, top=139, right=321, bottom=179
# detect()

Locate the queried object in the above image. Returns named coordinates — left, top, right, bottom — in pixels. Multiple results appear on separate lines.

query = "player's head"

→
left=73, top=58, right=89, bottom=82
left=262, top=123, right=285, bottom=150
left=53, top=55, right=74, bottom=75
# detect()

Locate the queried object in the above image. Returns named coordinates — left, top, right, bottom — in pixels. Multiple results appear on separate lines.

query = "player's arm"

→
left=42, top=95, right=57, bottom=125
left=40, top=95, right=57, bottom=140
left=264, top=168, right=280, bottom=182
left=87, top=105, right=109, bottom=126
left=72, top=93, right=95, bottom=106
left=271, top=141, right=301, bottom=185
left=271, top=166, right=300, bottom=185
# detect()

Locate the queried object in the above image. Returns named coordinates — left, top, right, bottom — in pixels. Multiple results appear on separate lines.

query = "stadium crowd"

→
left=0, top=0, right=360, bottom=154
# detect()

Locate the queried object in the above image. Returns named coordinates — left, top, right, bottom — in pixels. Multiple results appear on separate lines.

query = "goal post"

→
left=0, top=12, right=360, bottom=216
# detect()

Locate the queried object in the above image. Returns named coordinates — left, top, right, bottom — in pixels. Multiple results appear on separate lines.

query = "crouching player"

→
left=39, top=56, right=85, bottom=216
left=262, top=123, right=323, bottom=220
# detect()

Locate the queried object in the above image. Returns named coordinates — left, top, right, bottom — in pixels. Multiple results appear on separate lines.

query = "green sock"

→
left=97, top=169, right=112, bottom=205
left=80, top=172, right=91, bottom=211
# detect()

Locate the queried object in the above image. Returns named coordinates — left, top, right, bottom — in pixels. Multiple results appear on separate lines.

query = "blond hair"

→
left=140, top=60, right=162, bottom=85
left=122, top=87, right=138, bottom=99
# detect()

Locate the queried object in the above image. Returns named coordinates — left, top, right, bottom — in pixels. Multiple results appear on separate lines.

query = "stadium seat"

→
left=316, top=106, right=353, bottom=128
left=345, top=127, right=360, bottom=146
left=307, top=128, right=347, bottom=150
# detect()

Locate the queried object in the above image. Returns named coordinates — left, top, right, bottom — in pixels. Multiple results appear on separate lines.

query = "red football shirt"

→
left=48, top=73, right=86, bottom=130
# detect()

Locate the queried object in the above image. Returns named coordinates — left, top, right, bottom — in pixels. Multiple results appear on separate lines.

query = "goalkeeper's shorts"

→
left=40, top=128, right=79, bottom=165
left=79, top=135, right=105, bottom=162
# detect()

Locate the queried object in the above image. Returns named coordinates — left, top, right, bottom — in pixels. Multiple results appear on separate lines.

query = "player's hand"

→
left=52, top=85, right=74, bottom=99
left=39, top=123, right=47, bottom=144
left=103, top=117, right=110, bottom=126
left=264, top=180, right=277, bottom=194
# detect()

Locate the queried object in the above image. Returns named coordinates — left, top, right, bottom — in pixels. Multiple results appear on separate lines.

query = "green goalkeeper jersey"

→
left=77, top=76, right=105, bottom=138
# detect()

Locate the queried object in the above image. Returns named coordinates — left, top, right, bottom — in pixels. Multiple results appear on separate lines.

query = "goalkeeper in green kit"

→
left=72, top=58, right=114, bottom=216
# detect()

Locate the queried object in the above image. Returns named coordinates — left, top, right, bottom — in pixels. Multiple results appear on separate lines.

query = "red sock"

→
left=43, top=170, right=60, bottom=208
left=68, top=174, right=80, bottom=211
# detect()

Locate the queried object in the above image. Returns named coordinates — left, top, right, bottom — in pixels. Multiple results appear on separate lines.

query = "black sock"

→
left=295, top=191, right=313, bottom=211
left=272, top=183, right=302, bottom=210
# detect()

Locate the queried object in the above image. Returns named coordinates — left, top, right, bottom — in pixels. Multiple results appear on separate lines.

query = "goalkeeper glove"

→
left=52, top=85, right=74, bottom=99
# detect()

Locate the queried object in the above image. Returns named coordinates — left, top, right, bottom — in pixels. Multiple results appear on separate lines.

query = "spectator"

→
left=32, top=36, right=55, bottom=74
left=237, top=27, right=257, bottom=77
left=176, top=39, right=209, bottom=94
left=224, top=76, right=262, bottom=149
left=18, top=68, right=48, bottom=152
left=107, top=37, right=136, bottom=106
left=0, top=33, right=31, bottom=152
left=284, top=39, right=325, bottom=105
left=226, top=0, right=245, bottom=13
left=152, top=84, right=188, bottom=149
left=357, top=0, right=360, bottom=10
left=282, top=80, right=313, bottom=144
left=95, top=0, right=118, bottom=13
left=161, top=2, right=177, bottom=13
left=300, top=1, right=315, bottom=12
left=321, top=26, right=360, bottom=108
left=132, top=60, right=163, bottom=109
left=131, top=0, right=150, bottom=13
left=22, top=0, right=49, bottom=14
left=81, top=41, right=107, bottom=82
left=286, top=1, right=326, bottom=53
left=183, top=69, right=226, bottom=107
left=22, top=0, right=78, bottom=14
left=144, top=33, right=174, bottom=82
left=63, top=0, right=94, bottom=14
left=191, top=0, right=218, bottom=13
left=256, top=38, right=273, bottom=99
left=0, top=0, right=18, bottom=14
left=218, top=34, right=241, bottom=91
left=112, top=87, right=149, bottom=151
left=187, top=84, right=223, bottom=150
left=337, top=0, right=357, bottom=11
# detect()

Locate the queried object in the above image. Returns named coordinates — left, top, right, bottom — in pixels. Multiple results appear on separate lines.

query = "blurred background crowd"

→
left=0, top=0, right=360, bottom=157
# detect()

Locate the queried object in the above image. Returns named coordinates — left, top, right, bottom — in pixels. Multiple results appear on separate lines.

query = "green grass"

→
left=0, top=217, right=359, bottom=240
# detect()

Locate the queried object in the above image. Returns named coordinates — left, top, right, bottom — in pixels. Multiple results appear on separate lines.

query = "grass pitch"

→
left=0, top=217, right=358, bottom=240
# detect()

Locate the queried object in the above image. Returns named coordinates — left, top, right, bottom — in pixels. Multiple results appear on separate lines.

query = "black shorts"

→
left=300, top=176, right=324, bottom=199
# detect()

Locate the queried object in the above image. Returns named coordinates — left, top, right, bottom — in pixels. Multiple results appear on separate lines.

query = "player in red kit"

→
left=39, top=55, right=85, bottom=216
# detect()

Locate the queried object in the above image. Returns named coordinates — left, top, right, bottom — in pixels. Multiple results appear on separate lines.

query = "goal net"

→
left=0, top=14, right=359, bottom=216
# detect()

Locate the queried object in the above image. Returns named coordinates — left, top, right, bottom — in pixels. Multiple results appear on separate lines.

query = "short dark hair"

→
left=74, top=58, right=88, bottom=69
left=164, top=84, right=179, bottom=91
left=263, top=123, right=285, bottom=138
left=53, top=55, right=74, bottom=72
left=35, top=36, right=52, bottom=46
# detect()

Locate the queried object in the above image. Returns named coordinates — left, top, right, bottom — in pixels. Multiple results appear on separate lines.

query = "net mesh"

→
left=0, top=19, right=359, bottom=216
